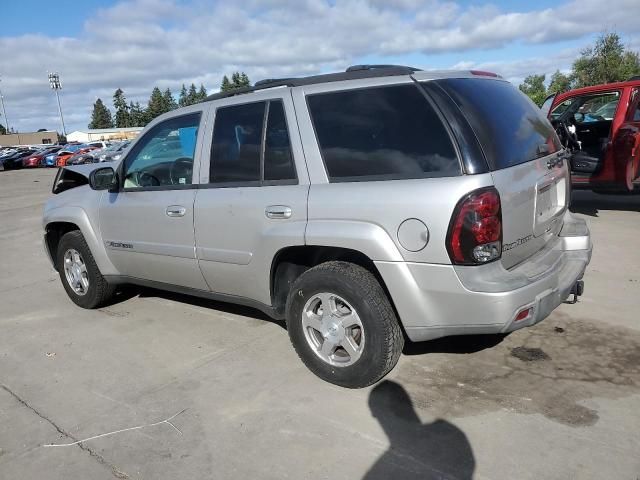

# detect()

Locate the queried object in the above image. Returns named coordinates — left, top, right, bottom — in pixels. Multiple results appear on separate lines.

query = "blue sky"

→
left=1, top=0, right=639, bottom=133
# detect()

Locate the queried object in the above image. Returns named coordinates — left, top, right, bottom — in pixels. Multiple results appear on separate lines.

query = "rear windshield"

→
left=434, top=78, right=561, bottom=170
left=307, top=84, right=460, bottom=182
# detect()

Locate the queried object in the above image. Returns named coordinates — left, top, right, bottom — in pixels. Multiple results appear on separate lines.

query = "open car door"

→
left=612, top=87, right=640, bottom=190
left=541, top=93, right=556, bottom=118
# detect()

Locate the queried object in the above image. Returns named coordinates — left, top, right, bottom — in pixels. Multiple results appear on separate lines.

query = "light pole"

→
left=0, top=75, right=9, bottom=134
left=48, top=72, right=67, bottom=137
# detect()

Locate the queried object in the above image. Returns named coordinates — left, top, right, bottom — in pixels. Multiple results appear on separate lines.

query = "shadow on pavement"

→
left=403, top=333, right=507, bottom=356
left=364, top=380, right=475, bottom=480
left=570, top=190, right=640, bottom=217
left=108, top=284, right=287, bottom=329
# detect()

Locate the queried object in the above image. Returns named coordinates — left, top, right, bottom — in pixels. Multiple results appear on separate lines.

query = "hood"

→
left=52, top=162, right=116, bottom=194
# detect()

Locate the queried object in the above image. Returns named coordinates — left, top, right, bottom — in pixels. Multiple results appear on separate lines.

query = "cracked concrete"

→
left=1, top=170, right=639, bottom=479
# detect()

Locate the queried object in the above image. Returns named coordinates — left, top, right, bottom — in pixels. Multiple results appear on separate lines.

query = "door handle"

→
left=166, top=205, right=186, bottom=217
left=265, top=205, right=292, bottom=219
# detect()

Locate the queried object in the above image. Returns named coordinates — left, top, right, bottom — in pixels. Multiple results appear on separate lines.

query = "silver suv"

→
left=43, top=65, right=592, bottom=388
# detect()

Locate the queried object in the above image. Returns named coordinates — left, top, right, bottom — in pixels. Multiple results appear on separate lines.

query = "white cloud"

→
left=0, top=0, right=639, bottom=132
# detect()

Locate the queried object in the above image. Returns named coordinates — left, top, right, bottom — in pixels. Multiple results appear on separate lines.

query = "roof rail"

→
left=203, top=65, right=422, bottom=102
left=346, top=64, right=421, bottom=73
left=254, top=78, right=295, bottom=87
left=628, top=75, right=640, bottom=81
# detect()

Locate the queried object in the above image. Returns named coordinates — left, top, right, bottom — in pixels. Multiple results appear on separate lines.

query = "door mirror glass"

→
left=89, top=166, right=117, bottom=190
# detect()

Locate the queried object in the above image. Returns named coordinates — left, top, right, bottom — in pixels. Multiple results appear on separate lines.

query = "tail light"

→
left=446, top=187, right=502, bottom=265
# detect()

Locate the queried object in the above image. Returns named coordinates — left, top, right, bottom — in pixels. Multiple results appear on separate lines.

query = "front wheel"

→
left=285, top=261, right=404, bottom=388
left=56, top=230, right=115, bottom=309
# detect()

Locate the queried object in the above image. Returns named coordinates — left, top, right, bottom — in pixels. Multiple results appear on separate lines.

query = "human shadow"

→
left=364, top=380, right=475, bottom=480
left=570, top=190, right=640, bottom=217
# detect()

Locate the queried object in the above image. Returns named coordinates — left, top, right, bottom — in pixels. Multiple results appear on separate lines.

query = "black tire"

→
left=56, top=230, right=115, bottom=309
left=285, top=261, right=404, bottom=388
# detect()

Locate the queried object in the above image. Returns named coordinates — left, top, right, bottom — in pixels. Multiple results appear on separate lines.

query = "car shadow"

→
left=570, top=190, right=640, bottom=217
left=402, top=333, right=507, bottom=356
left=109, top=284, right=287, bottom=330
left=364, top=380, right=475, bottom=480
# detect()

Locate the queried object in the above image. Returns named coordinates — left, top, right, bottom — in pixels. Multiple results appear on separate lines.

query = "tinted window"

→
left=264, top=100, right=296, bottom=181
left=307, top=84, right=459, bottom=181
left=435, top=79, right=561, bottom=170
left=210, top=102, right=265, bottom=183
left=123, top=112, right=200, bottom=188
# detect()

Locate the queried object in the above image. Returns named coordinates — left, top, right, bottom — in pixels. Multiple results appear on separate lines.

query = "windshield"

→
left=432, top=78, right=561, bottom=170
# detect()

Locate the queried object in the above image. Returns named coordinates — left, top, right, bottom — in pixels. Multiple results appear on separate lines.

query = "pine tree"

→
left=113, top=88, right=131, bottom=128
left=187, top=83, right=198, bottom=105
left=88, top=98, right=114, bottom=129
left=129, top=101, right=146, bottom=127
left=163, top=87, right=177, bottom=111
left=220, top=75, right=232, bottom=92
left=146, top=87, right=167, bottom=122
left=198, top=84, right=207, bottom=101
left=221, top=72, right=251, bottom=92
left=178, top=84, right=189, bottom=107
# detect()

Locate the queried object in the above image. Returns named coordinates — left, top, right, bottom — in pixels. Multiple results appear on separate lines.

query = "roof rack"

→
left=204, top=65, right=422, bottom=102
left=345, top=64, right=421, bottom=73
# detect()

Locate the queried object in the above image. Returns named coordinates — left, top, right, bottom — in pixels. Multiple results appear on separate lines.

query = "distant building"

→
left=67, top=127, right=143, bottom=143
left=0, top=130, right=58, bottom=146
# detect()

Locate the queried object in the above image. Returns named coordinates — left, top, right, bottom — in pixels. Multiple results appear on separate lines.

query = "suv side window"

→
left=307, top=84, right=460, bottom=182
left=209, top=100, right=296, bottom=184
left=627, top=88, right=640, bottom=122
left=123, top=112, right=201, bottom=188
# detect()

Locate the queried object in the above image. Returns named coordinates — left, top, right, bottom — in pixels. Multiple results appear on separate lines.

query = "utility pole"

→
left=48, top=72, right=67, bottom=137
left=0, top=75, right=10, bottom=134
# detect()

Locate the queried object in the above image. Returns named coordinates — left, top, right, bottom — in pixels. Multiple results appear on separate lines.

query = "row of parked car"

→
left=0, top=141, right=130, bottom=171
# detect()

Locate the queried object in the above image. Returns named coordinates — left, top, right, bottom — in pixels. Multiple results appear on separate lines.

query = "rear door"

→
left=434, top=77, right=568, bottom=269
left=193, top=92, right=309, bottom=306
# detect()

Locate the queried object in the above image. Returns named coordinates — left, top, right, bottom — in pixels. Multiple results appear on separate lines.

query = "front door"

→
left=100, top=109, right=209, bottom=290
left=193, top=94, right=309, bottom=306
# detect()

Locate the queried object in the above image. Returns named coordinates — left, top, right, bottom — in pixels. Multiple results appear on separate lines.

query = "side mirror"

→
left=89, top=166, right=117, bottom=190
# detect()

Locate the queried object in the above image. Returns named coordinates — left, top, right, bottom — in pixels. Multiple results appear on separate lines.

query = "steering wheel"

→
left=552, top=120, right=580, bottom=151
left=170, top=157, right=193, bottom=185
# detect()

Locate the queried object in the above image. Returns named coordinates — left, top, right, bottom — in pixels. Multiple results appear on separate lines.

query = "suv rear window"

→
left=307, top=84, right=460, bottom=182
left=434, top=78, right=561, bottom=170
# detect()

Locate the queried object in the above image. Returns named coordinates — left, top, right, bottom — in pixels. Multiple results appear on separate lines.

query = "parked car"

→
left=56, top=145, right=99, bottom=167
left=0, top=147, right=39, bottom=170
left=23, top=147, right=62, bottom=168
left=67, top=149, right=102, bottom=165
left=94, top=141, right=131, bottom=162
left=44, top=66, right=592, bottom=388
left=542, top=77, right=640, bottom=192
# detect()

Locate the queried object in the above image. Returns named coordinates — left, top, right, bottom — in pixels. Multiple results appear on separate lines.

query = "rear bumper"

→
left=376, top=212, right=591, bottom=342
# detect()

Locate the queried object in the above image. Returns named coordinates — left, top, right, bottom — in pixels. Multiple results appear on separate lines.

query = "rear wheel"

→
left=57, top=230, right=115, bottom=309
left=285, top=261, right=404, bottom=388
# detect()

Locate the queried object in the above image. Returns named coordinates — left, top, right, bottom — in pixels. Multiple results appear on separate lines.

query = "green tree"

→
left=0, top=123, right=6, bottom=135
left=518, top=74, right=547, bottom=106
left=88, top=98, right=114, bottom=129
left=163, top=87, right=177, bottom=111
left=129, top=101, right=146, bottom=127
left=220, top=72, right=251, bottom=92
left=547, top=70, right=572, bottom=95
left=187, top=83, right=198, bottom=105
left=178, top=84, right=189, bottom=107
left=113, top=88, right=131, bottom=128
left=572, top=32, right=640, bottom=88
left=146, top=87, right=168, bottom=122
left=220, top=75, right=232, bottom=92
left=198, top=84, right=207, bottom=101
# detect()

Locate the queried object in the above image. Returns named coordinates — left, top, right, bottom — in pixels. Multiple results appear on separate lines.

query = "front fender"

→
left=43, top=205, right=119, bottom=276
left=304, top=220, right=404, bottom=262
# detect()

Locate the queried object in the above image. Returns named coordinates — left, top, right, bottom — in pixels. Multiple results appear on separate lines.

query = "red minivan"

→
left=542, top=78, right=640, bottom=192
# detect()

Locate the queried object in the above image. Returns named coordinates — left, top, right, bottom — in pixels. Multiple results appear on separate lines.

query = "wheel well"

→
left=270, top=246, right=391, bottom=317
left=45, top=222, right=80, bottom=270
